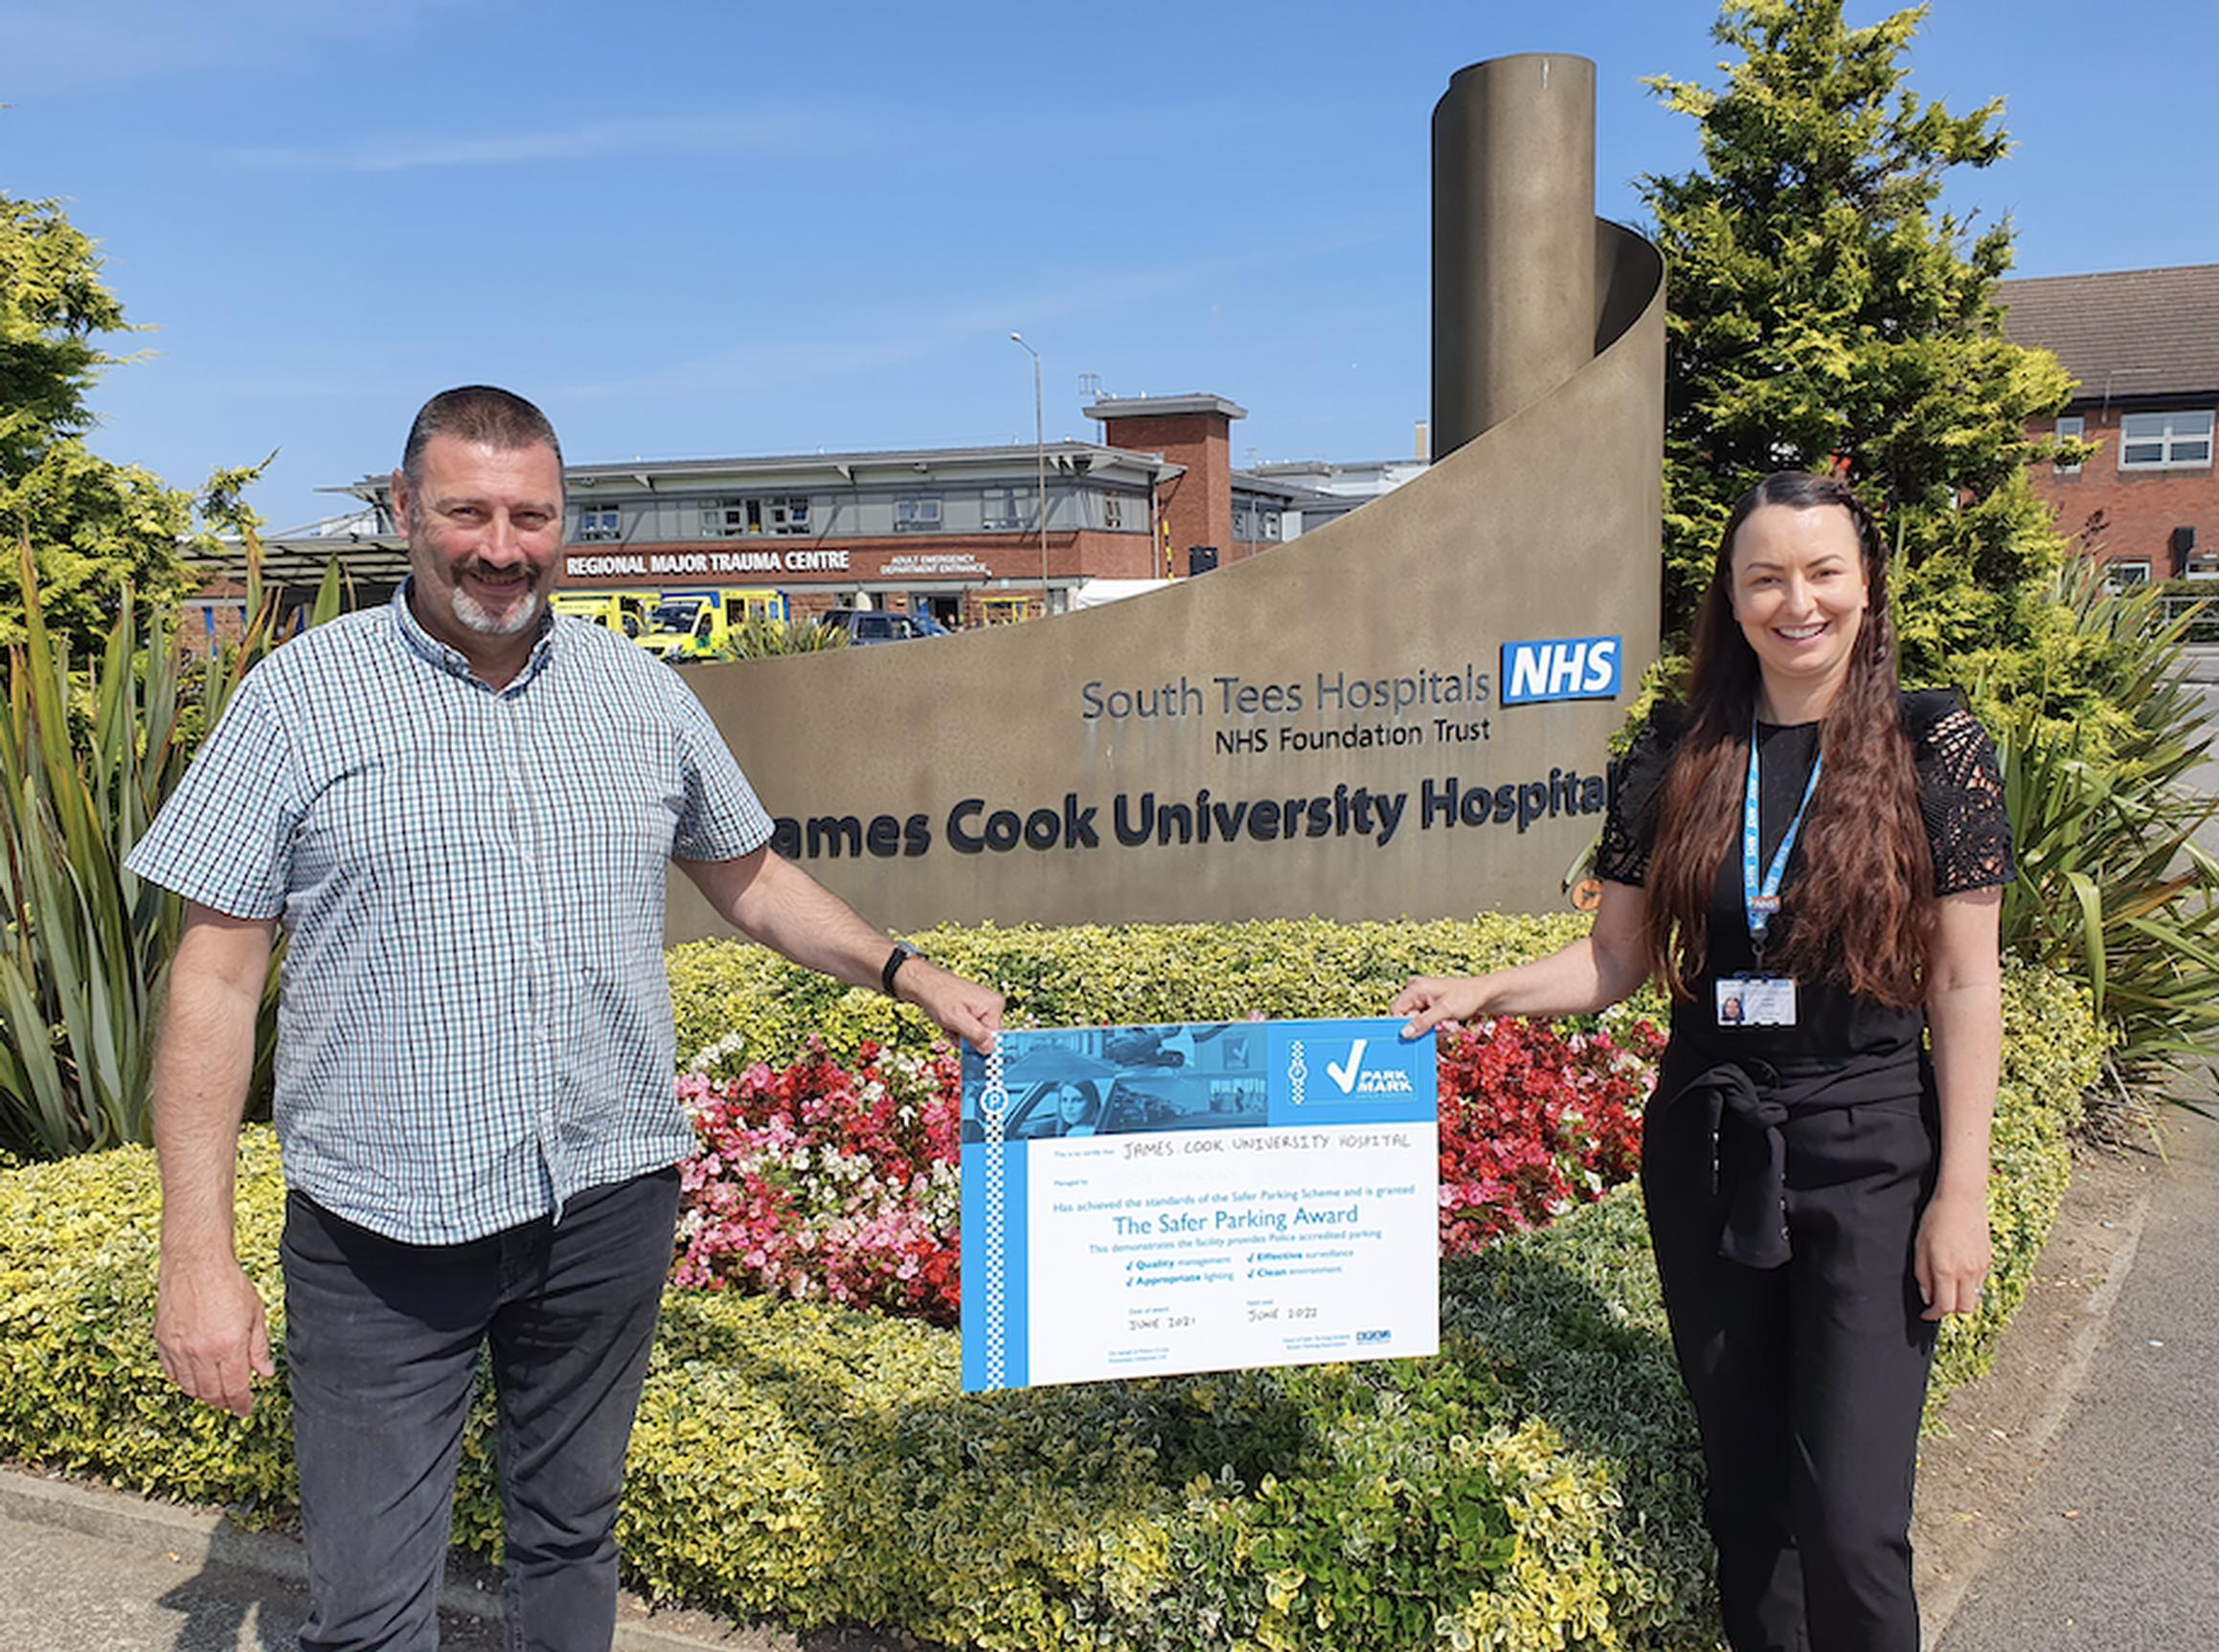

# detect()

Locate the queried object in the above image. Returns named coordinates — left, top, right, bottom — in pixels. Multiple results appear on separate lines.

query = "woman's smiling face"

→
left=1728, top=502, right=1869, bottom=715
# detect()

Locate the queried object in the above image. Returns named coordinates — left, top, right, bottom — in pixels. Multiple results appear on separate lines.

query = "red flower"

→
left=1432, top=1016, right=1658, bottom=1256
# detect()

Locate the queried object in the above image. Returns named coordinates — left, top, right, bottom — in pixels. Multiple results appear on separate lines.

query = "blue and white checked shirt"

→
left=127, top=585, right=774, bottom=1244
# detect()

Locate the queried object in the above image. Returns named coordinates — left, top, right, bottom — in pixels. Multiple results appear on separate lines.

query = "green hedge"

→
left=667, top=915, right=1623, bottom=1072
left=1935, top=960, right=2097, bottom=1399
left=0, top=922, right=2100, bottom=1651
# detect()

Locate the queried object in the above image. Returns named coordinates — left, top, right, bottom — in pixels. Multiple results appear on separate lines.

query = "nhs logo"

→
left=1500, top=635, right=1622, bottom=706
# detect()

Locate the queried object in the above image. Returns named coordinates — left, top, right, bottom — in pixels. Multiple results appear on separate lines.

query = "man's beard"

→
left=449, top=565, right=545, bottom=636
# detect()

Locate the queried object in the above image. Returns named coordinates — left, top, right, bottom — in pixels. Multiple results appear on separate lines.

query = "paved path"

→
left=2181, top=679, right=2219, bottom=861
left=1935, top=1103, right=2219, bottom=1651
left=0, top=1505, right=503, bottom=1652
left=0, top=1471, right=798, bottom=1651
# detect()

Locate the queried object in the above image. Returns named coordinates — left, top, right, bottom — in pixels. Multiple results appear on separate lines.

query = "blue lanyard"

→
left=1743, top=721, right=1823, bottom=958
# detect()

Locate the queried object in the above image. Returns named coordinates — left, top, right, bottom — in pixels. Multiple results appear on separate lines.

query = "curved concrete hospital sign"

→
left=672, top=55, right=1663, bottom=939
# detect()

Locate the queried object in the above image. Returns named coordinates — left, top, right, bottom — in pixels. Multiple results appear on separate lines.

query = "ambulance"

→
left=635, top=589, right=790, bottom=660
left=549, top=589, right=653, bottom=638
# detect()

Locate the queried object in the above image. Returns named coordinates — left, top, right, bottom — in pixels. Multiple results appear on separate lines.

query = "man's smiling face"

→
left=394, top=434, right=564, bottom=671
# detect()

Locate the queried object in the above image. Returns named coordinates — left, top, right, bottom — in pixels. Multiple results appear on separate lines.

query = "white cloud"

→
left=546, top=223, right=1400, bottom=404
left=0, top=0, right=471, bottom=92
left=223, top=110, right=849, bottom=173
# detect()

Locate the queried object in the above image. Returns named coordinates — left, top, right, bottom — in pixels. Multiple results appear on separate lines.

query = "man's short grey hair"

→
left=400, top=385, right=564, bottom=492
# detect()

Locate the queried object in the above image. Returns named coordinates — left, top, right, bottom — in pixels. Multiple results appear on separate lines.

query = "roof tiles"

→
left=1999, top=264, right=2219, bottom=406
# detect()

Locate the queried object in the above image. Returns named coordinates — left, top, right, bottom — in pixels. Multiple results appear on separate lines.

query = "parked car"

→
left=816, top=608, right=929, bottom=645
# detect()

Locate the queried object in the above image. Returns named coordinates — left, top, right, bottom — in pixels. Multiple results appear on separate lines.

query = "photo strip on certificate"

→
left=960, top=1017, right=1438, bottom=1392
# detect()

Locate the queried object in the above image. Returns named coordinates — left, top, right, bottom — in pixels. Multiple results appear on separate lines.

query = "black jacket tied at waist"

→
left=1659, top=1048, right=1930, bottom=1271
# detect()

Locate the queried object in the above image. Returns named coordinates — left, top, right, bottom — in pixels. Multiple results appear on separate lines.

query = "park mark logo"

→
left=1325, top=1039, right=1416, bottom=1097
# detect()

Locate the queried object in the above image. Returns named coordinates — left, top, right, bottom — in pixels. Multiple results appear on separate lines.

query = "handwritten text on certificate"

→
left=960, top=1018, right=1438, bottom=1392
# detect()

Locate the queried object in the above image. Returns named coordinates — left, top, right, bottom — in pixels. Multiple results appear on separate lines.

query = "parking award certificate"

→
left=959, top=1017, right=1438, bottom=1392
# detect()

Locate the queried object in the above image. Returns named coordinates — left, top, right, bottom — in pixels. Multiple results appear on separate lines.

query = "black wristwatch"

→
left=881, top=940, right=926, bottom=999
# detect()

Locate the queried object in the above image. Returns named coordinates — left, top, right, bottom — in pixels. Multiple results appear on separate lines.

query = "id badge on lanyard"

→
left=1716, top=974, right=1797, bottom=1027
left=1724, top=721, right=1821, bottom=1030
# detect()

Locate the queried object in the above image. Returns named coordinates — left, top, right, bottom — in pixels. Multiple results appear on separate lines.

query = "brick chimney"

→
left=1085, top=394, right=1246, bottom=574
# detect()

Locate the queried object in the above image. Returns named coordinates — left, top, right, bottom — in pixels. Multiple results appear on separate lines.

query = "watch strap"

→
left=881, top=941, right=923, bottom=998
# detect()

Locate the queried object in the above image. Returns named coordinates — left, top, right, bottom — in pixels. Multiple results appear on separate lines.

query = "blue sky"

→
left=10, top=0, right=2214, bottom=531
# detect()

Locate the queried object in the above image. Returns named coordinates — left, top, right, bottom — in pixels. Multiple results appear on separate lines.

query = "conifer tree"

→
left=2, top=190, right=199, bottom=651
left=1642, top=0, right=2076, bottom=700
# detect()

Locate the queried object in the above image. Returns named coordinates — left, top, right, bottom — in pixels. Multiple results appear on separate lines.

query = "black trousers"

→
left=281, top=1167, right=683, bottom=1652
left=1642, top=1065, right=1939, bottom=1652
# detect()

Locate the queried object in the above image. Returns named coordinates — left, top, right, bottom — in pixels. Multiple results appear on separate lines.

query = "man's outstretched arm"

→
left=151, top=903, right=279, bottom=1416
left=679, top=847, right=1002, bottom=1052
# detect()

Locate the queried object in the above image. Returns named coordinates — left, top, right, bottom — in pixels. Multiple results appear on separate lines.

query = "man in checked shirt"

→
left=128, top=385, right=1003, bottom=1652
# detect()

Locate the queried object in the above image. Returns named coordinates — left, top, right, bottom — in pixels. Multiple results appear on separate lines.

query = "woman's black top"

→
left=1596, top=689, right=2014, bottom=1067
left=1595, top=690, right=2012, bottom=1265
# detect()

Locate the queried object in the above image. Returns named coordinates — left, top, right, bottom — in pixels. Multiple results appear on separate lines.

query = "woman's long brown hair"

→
left=1642, top=473, right=1934, bottom=1007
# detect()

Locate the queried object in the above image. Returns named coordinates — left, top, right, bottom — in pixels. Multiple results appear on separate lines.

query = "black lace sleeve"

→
left=1906, top=690, right=2014, bottom=895
left=1595, top=709, right=1682, bottom=887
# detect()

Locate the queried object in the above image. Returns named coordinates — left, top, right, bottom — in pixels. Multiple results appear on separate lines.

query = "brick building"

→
left=2001, top=264, right=2219, bottom=584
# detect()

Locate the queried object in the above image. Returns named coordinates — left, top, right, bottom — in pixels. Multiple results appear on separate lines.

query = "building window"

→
left=982, top=596, right=1031, bottom=624
left=2054, top=415, right=2085, bottom=477
left=1228, top=501, right=1279, bottom=543
left=1102, top=492, right=1124, bottom=530
left=702, top=496, right=813, bottom=536
left=577, top=507, right=623, bottom=542
left=981, top=487, right=1031, bottom=531
left=895, top=496, right=942, bottom=532
left=2119, top=410, right=2214, bottom=470
left=2103, top=560, right=2152, bottom=592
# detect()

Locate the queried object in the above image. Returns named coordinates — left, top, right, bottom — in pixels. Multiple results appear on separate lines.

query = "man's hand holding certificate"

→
left=960, top=1017, right=1438, bottom=1392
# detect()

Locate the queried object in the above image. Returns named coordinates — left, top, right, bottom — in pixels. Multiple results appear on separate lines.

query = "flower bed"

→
left=1436, top=1016, right=1660, bottom=1250
left=673, top=1044, right=963, bottom=1324
left=671, top=1016, right=1664, bottom=1324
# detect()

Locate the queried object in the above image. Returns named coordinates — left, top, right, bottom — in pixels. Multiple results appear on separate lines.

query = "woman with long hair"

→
left=1053, top=1081, right=1102, bottom=1137
left=1394, top=471, right=2011, bottom=1651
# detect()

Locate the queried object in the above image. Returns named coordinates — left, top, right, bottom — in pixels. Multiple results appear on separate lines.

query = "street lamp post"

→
left=1009, top=332, right=1048, bottom=618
